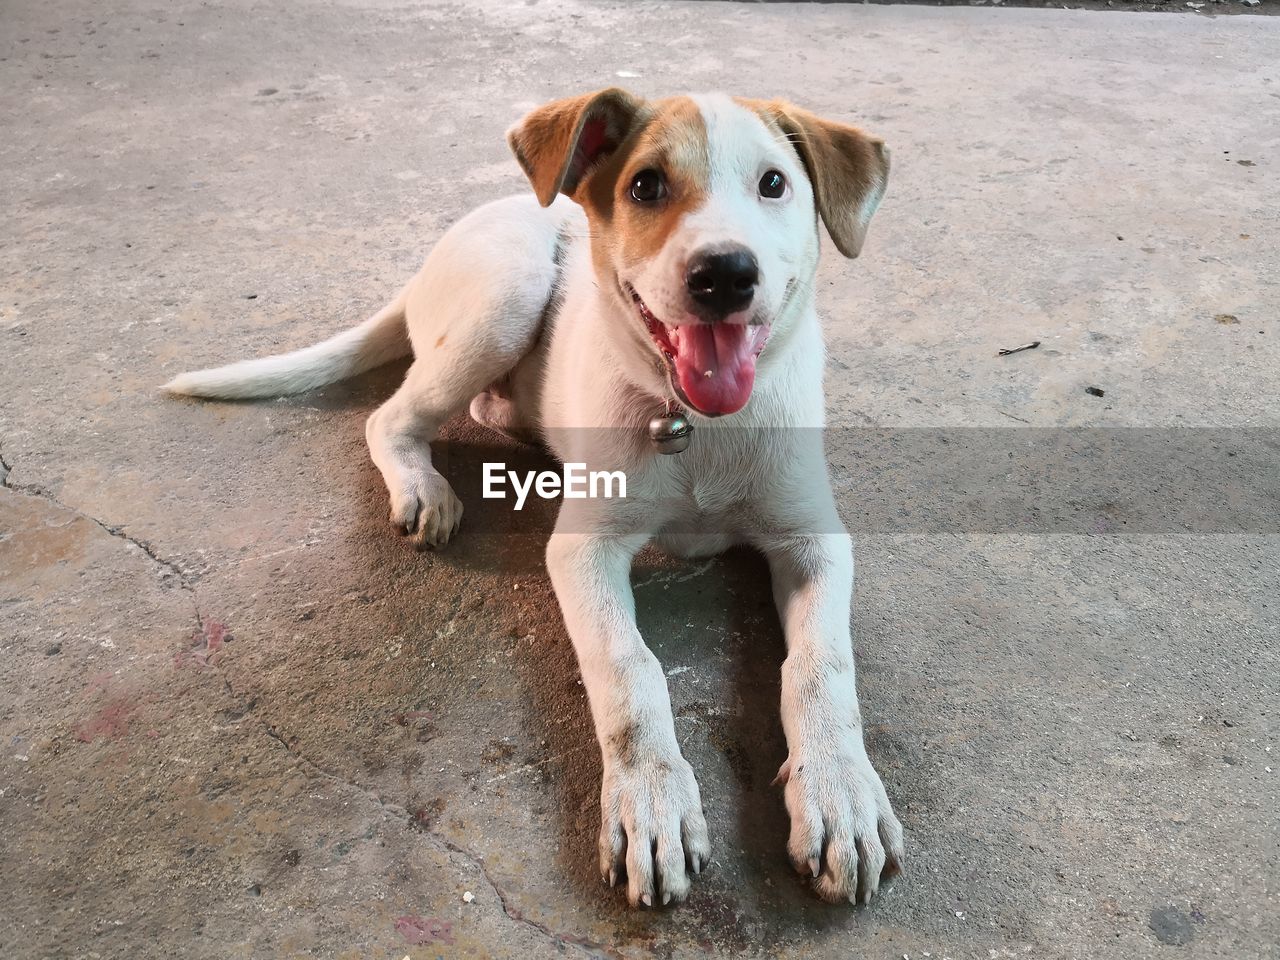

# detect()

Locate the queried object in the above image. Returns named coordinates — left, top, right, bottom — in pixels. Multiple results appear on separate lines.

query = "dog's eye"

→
left=758, top=170, right=787, bottom=199
left=629, top=169, right=666, bottom=204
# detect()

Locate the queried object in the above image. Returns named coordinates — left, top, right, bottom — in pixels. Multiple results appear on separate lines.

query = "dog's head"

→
left=508, top=90, right=888, bottom=417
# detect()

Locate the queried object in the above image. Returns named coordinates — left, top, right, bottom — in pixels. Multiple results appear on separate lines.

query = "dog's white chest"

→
left=648, top=449, right=760, bottom=533
left=690, top=477, right=737, bottom=516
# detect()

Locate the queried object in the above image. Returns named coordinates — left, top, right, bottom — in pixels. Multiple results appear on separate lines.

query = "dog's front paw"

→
left=775, top=744, right=904, bottom=904
left=599, top=754, right=710, bottom=908
left=387, top=469, right=463, bottom=549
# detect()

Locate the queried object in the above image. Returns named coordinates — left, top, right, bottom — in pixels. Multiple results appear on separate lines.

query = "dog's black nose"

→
left=685, top=247, right=759, bottom=316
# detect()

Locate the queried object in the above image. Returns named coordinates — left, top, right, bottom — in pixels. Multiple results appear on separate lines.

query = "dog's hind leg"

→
left=469, top=374, right=542, bottom=446
left=365, top=197, right=570, bottom=548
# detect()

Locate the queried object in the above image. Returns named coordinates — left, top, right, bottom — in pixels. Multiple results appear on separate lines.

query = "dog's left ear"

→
left=750, top=101, right=890, bottom=258
left=507, top=88, right=647, bottom=207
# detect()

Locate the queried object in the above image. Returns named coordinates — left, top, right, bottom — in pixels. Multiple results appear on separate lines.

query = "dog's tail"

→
left=162, top=282, right=413, bottom=399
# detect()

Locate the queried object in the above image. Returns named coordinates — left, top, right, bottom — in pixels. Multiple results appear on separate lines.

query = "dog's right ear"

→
left=507, top=88, right=646, bottom=207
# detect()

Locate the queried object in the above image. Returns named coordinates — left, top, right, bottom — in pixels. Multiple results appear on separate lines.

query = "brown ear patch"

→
left=738, top=98, right=889, bottom=258
left=580, top=96, right=710, bottom=267
left=507, top=88, right=646, bottom=206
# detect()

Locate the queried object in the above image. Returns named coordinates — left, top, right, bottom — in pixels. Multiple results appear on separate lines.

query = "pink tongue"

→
left=669, top=323, right=761, bottom=416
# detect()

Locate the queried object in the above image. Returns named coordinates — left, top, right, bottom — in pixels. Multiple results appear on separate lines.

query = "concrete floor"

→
left=2, top=1, right=1278, bottom=958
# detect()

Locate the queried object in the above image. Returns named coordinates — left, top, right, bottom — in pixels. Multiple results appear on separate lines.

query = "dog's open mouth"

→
left=629, top=289, right=770, bottom=417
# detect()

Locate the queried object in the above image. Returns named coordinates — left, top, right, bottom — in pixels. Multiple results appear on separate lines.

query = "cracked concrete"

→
left=253, top=701, right=607, bottom=958
left=2, top=1, right=1277, bottom=958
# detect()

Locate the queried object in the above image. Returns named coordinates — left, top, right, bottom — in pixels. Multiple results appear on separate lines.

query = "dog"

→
left=165, top=89, right=905, bottom=908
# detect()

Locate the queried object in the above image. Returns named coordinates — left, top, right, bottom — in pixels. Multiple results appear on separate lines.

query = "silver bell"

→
left=649, top=410, right=693, bottom=455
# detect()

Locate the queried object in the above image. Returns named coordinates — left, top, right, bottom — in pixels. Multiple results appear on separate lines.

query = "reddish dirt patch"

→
left=174, top=618, right=230, bottom=670
left=74, top=696, right=139, bottom=743
left=394, top=915, right=453, bottom=945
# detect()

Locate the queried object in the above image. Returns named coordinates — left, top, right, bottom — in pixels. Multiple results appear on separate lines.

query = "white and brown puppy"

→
left=165, top=90, right=904, bottom=908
